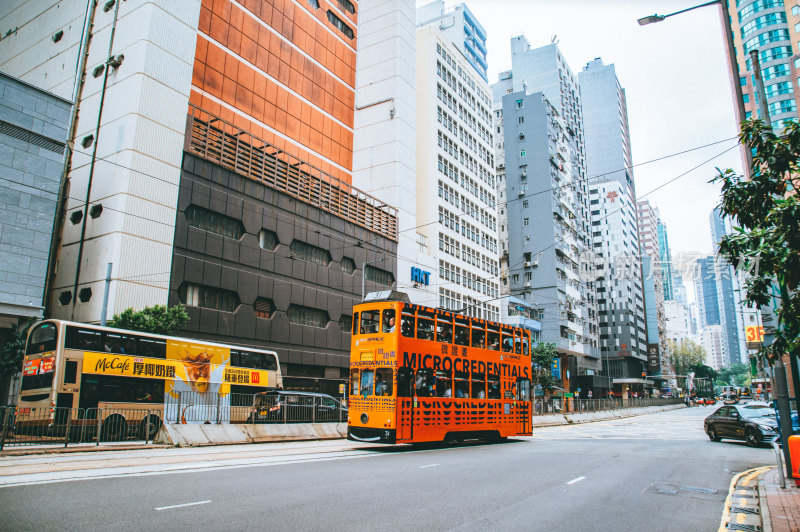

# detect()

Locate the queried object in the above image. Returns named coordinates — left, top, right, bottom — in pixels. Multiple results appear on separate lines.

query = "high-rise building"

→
left=410, top=2, right=500, bottom=319
left=492, top=37, right=599, bottom=387
left=725, top=1, right=800, bottom=131
left=657, top=220, right=675, bottom=301
left=709, top=208, right=747, bottom=365
left=699, top=324, right=727, bottom=370
left=0, top=72, right=71, bottom=400
left=1, top=0, right=398, bottom=394
left=637, top=199, right=670, bottom=378
left=579, top=58, right=648, bottom=372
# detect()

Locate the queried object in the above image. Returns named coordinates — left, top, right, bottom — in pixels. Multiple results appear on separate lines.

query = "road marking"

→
left=566, top=476, right=586, bottom=485
left=156, top=500, right=212, bottom=511
left=420, top=464, right=440, bottom=469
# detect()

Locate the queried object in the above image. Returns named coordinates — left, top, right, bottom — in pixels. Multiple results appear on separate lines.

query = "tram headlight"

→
left=360, top=413, right=368, bottom=424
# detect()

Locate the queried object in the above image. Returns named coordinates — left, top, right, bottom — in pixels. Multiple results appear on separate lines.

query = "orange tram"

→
left=347, top=295, right=532, bottom=444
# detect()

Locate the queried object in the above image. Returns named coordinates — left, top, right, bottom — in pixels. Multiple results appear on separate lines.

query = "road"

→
left=0, top=406, right=774, bottom=531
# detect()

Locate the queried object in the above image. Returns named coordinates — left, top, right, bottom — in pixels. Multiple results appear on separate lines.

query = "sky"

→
left=421, top=0, right=744, bottom=258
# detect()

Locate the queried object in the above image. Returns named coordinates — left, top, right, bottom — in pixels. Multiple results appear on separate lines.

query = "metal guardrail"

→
left=532, top=397, right=683, bottom=415
left=185, top=105, right=398, bottom=241
left=1, top=391, right=347, bottom=448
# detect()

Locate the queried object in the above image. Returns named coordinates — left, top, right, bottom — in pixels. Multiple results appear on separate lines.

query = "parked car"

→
left=247, top=390, right=347, bottom=424
left=704, top=404, right=779, bottom=447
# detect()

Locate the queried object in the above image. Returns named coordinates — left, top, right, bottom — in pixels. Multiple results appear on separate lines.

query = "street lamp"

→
left=361, top=256, right=385, bottom=301
left=637, top=0, right=752, bottom=175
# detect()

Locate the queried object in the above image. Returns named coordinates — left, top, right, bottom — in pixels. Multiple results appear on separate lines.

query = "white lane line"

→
left=420, top=464, right=440, bottom=469
left=566, top=476, right=586, bottom=485
left=155, top=500, right=212, bottom=511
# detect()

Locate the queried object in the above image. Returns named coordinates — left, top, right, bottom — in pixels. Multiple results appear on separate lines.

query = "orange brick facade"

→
left=190, top=0, right=357, bottom=184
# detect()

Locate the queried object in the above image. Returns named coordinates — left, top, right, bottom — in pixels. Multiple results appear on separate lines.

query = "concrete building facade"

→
left=579, top=58, right=648, bottom=372
left=0, top=72, right=71, bottom=400
left=492, top=38, right=599, bottom=386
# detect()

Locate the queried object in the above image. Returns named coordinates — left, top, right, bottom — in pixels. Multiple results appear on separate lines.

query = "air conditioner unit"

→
left=524, top=261, right=531, bottom=268
left=523, top=281, right=532, bottom=288
left=518, top=190, right=525, bottom=196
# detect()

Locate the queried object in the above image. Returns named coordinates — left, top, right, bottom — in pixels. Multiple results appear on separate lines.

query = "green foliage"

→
left=714, top=363, right=751, bottom=388
left=530, top=342, right=557, bottom=391
left=712, top=119, right=800, bottom=361
left=668, top=339, right=707, bottom=378
left=690, top=364, right=718, bottom=381
left=0, top=320, right=33, bottom=378
left=107, top=304, right=189, bottom=335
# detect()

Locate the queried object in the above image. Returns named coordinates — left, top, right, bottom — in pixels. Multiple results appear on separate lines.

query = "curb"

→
left=718, top=465, right=773, bottom=532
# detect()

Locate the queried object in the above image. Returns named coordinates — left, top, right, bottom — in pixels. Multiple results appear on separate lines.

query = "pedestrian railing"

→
left=532, top=397, right=683, bottom=416
left=1, top=405, right=163, bottom=449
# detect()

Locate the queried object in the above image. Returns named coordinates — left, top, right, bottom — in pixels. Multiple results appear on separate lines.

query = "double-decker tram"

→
left=348, top=294, right=532, bottom=444
left=17, top=320, right=282, bottom=440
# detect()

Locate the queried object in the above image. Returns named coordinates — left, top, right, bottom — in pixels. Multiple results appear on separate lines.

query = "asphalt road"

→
left=0, top=406, right=774, bottom=531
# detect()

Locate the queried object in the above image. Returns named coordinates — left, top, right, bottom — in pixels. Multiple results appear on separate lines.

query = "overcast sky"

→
left=422, top=0, right=743, bottom=258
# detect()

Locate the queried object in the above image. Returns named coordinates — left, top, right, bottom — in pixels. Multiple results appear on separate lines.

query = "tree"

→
left=107, top=304, right=189, bottom=335
left=530, top=342, right=557, bottom=393
left=0, top=320, right=33, bottom=380
left=668, top=339, right=706, bottom=379
left=712, top=119, right=800, bottom=362
left=714, top=363, right=751, bottom=388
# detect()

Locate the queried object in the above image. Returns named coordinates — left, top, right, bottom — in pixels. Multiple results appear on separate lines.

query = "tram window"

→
left=435, top=369, right=452, bottom=397
left=353, top=312, right=359, bottom=334
left=359, top=369, right=374, bottom=396
left=471, top=371, right=486, bottom=399
left=514, top=336, right=522, bottom=354
left=382, top=309, right=396, bottom=333
left=471, top=328, right=485, bottom=348
left=417, top=318, right=434, bottom=340
left=501, top=334, right=513, bottom=353
left=350, top=368, right=360, bottom=395
left=454, top=370, right=469, bottom=398
left=523, top=337, right=530, bottom=356
left=360, top=310, right=380, bottom=334
left=401, top=314, right=415, bottom=338
left=375, top=367, right=392, bottom=396
left=454, top=326, right=469, bottom=346
left=437, top=322, right=453, bottom=343
left=487, top=331, right=500, bottom=350
left=517, top=378, right=531, bottom=401
left=415, top=368, right=433, bottom=397
left=488, top=374, right=501, bottom=399
left=397, top=367, right=414, bottom=397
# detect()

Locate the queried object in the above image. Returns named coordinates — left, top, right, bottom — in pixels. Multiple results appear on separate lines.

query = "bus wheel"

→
left=139, top=415, right=162, bottom=441
left=101, top=414, right=127, bottom=442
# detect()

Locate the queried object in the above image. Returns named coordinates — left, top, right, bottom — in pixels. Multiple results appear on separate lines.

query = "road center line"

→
left=420, top=464, right=440, bottom=469
left=155, top=500, right=212, bottom=511
left=566, top=476, right=586, bottom=485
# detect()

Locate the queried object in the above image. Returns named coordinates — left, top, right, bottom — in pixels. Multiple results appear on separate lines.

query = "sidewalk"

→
left=760, top=467, right=800, bottom=532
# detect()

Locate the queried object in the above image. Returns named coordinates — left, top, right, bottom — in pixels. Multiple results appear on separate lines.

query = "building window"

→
left=339, top=314, right=353, bottom=331
left=522, top=200, right=528, bottom=208
left=179, top=283, right=239, bottom=312
left=290, top=240, right=332, bottom=266
left=337, top=0, right=355, bottom=14
left=287, top=304, right=329, bottom=328
left=520, top=149, right=526, bottom=157
left=254, top=298, right=274, bottom=319
left=186, top=205, right=244, bottom=240
left=365, top=265, right=394, bottom=286
left=516, top=99, right=524, bottom=109
left=341, top=257, right=356, bottom=274
left=518, top=116, right=524, bottom=124
left=742, top=93, right=750, bottom=103
left=523, top=218, right=529, bottom=226
left=326, top=10, right=354, bottom=39
left=794, top=5, right=800, bottom=16
left=308, top=0, right=319, bottom=7
left=258, top=229, right=278, bottom=250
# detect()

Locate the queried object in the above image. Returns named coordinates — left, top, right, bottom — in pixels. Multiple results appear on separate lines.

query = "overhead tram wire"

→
left=52, top=133, right=740, bottom=257
left=32, top=138, right=740, bottom=312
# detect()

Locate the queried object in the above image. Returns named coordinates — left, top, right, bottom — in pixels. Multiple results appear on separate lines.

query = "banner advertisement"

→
left=647, top=344, right=660, bottom=370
